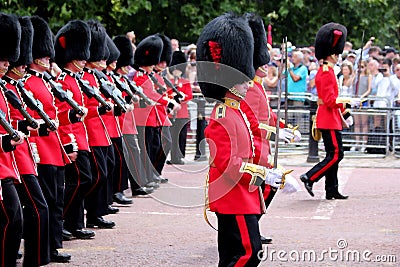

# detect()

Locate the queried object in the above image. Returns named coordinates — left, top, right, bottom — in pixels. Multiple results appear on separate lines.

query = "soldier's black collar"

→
left=83, top=67, right=93, bottom=74
left=2, top=75, right=17, bottom=86
left=63, top=68, right=77, bottom=77
left=27, top=69, right=45, bottom=78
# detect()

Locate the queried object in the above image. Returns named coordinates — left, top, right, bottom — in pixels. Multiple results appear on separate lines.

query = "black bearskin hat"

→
left=106, top=35, right=120, bottom=66
left=155, top=33, right=172, bottom=65
left=10, top=16, right=32, bottom=68
left=87, top=20, right=107, bottom=62
left=315, top=22, right=347, bottom=60
left=170, top=51, right=187, bottom=75
left=0, top=13, right=21, bottom=62
left=30, top=16, right=54, bottom=60
left=54, top=20, right=91, bottom=68
left=113, top=35, right=133, bottom=69
left=133, top=35, right=163, bottom=69
left=245, top=13, right=270, bottom=70
left=196, top=13, right=254, bottom=102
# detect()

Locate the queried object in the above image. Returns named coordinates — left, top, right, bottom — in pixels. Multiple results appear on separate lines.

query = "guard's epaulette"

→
left=58, top=72, right=67, bottom=81
left=215, top=104, right=226, bottom=119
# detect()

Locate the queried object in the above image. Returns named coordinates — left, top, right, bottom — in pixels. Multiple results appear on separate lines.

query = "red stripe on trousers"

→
left=235, top=215, right=252, bottom=267
left=63, top=163, right=81, bottom=217
left=22, top=178, right=42, bottom=266
left=309, top=130, right=339, bottom=181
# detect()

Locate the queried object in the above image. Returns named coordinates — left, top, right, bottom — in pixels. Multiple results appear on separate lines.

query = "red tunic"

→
left=315, top=64, right=344, bottom=130
left=4, top=77, right=37, bottom=175
left=101, top=73, right=121, bottom=138
left=167, top=77, right=193, bottom=119
left=0, top=88, right=19, bottom=186
left=205, top=96, right=263, bottom=215
left=117, top=76, right=137, bottom=135
left=23, top=72, right=70, bottom=166
left=133, top=71, right=170, bottom=127
left=81, top=70, right=111, bottom=146
left=154, top=73, right=172, bottom=127
left=56, top=71, right=90, bottom=151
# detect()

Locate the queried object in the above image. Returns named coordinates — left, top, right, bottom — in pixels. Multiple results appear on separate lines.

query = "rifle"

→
left=74, top=72, right=112, bottom=111
left=0, top=80, right=38, bottom=129
left=161, top=74, right=184, bottom=104
left=354, top=31, right=365, bottom=96
left=148, top=71, right=167, bottom=94
left=121, top=75, right=154, bottom=106
left=92, top=69, right=127, bottom=113
left=0, top=109, right=20, bottom=141
left=16, top=80, right=57, bottom=131
left=42, top=72, right=86, bottom=116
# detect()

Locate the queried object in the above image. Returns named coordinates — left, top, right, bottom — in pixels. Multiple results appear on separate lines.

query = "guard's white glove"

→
left=345, top=116, right=354, bottom=126
left=292, top=129, right=302, bottom=142
left=350, top=98, right=361, bottom=107
left=265, top=168, right=283, bottom=188
left=280, top=174, right=301, bottom=194
left=279, top=128, right=295, bottom=143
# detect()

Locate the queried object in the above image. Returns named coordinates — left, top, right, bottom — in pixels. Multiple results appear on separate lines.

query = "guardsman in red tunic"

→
left=133, top=35, right=178, bottom=185
left=23, top=15, right=72, bottom=263
left=300, top=23, right=358, bottom=200
left=197, top=13, right=283, bottom=266
left=242, top=13, right=302, bottom=245
left=152, top=33, right=179, bottom=179
left=166, top=51, right=193, bottom=165
left=54, top=19, right=96, bottom=240
left=0, top=13, right=24, bottom=267
left=103, top=35, right=134, bottom=206
left=3, top=16, right=51, bottom=266
left=112, top=35, right=155, bottom=196
left=81, top=20, right=116, bottom=229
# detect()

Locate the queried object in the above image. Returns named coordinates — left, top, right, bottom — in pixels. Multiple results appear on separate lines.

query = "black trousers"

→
left=216, top=213, right=262, bottom=267
left=306, top=129, right=344, bottom=194
left=122, top=134, right=148, bottom=189
left=170, top=118, right=189, bottom=161
left=85, top=146, right=109, bottom=220
left=0, top=178, right=23, bottom=267
left=64, top=151, right=93, bottom=231
left=154, top=126, right=171, bottom=175
left=111, top=137, right=129, bottom=194
left=16, top=174, right=50, bottom=267
left=106, top=143, right=115, bottom=205
left=37, top=164, right=65, bottom=253
left=136, top=126, right=160, bottom=181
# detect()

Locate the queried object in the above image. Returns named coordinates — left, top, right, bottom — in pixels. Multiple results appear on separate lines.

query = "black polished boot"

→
left=300, top=174, right=314, bottom=197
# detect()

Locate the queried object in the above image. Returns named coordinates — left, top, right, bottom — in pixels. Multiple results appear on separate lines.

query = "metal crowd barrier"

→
left=184, top=93, right=400, bottom=159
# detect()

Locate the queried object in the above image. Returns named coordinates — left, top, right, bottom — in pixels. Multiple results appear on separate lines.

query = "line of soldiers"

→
left=0, top=12, right=192, bottom=267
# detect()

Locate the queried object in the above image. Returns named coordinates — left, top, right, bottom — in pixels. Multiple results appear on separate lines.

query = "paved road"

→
left=19, top=154, right=399, bottom=267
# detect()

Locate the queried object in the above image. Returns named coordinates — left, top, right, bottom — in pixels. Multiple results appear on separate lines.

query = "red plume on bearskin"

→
left=196, top=12, right=254, bottom=102
left=315, top=22, right=347, bottom=60
left=54, top=20, right=91, bottom=67
left=133, top=35, right=163, bottom=69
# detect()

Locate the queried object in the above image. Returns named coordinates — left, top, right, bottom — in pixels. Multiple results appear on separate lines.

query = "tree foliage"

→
left=1, top=0, right=399, bottom=48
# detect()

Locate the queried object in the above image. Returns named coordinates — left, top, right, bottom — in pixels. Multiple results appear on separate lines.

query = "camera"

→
left=190, top=62, right=196, bottom=67
left=378, top=68, right=387, bottom=73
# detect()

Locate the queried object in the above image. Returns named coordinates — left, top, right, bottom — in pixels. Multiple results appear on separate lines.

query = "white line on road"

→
left=312, top=169, right=351, bottom=220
